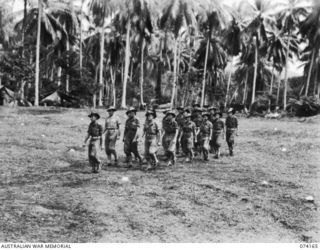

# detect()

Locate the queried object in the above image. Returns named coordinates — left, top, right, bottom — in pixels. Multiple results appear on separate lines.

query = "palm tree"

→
left=276, top=0, right=310, bottom=108
left=34, top=0, right=42, bottom=106
left=51, top=0, right=79, bottom=93
left=89, top=0, right=118, bottom=107
left=159, top=0, right=196, bottom=108
left=223, top=18, right=241, bottom=108
left=240, top=0, right=275, bottom=108
left=300, top=0, right=320, bottom=97
left=131, top=0, right=153, bottom=107
left=266, top=24, right=297, bottom=110
left=196, top=0, right=231, bottom=108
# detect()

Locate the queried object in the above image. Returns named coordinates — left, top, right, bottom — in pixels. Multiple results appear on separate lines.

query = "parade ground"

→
left=0, top=107, right=319, bottom=242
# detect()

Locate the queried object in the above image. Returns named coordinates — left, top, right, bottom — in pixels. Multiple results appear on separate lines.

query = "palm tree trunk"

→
left=121, top=21, right=131, bottom=109
left=99, top=24, right=105, bottom=106
left=170, top=37, right=178, bottom=109
left=57, top=50, right=62, bottom=86
left=276, top=78, right=281, bottom=106
left=242, top=69, right=248, bottom=105
left=34, top=0, right=42, bottom=106
left=110, top=67, right=116, bottom=107
left=130, top=59, right=133, bottom=82
left=79, top=0, right=84, bottom=77
left=66, top=36, right=70, bottom=93
left=251, top=37, right=258, bottom=107
left=283, top=33, right=291, bottom=109
left=176, top=34, right=181, bottom=105
left=140, top=38, right=146, bottom=106
left=20, top=0, right=27, bottom=102
left=22, top=0, right=27, bottom=56
left=268, top=65, right=275, bottom=112
left=225, top=57, right=233, bottom=108
left=305, top=49, right=315, bottom=97
left=200, top=37, right=210, bottom=108
left=155, top=37, right=162, bottom=101
left=313, top=60, right=318, bottom=96
left=93, top=67, right=98, bottom=109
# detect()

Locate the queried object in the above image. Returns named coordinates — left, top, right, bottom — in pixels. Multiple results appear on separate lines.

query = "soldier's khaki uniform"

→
left=161, top=116, right=170, bottom=152
left=87, top=122, right=103, bottom=172
left=212, top=118, right=224, bottom=157
left=175, top=112, right=184, bottom=154
left=225, top=115, right=238, bottom=156
left=162, top=118, right=179, bottom=164
left=181, top=120, right=196, bottom=160
left=193, top=113, right=203, bottom=155
left=144, top=120, right=160, bottom=166
left=199, top=120, right=213, bottom=160
left=209, top=115, right=217, bottom=152
left=104, top=115, right=120, bottom=163
left=124, top=116, right=142, bottom=165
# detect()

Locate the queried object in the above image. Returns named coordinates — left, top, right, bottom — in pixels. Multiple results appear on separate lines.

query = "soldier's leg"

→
left=132, top=141, right=142, bottom=165
left=124, top=140, right=133, bottom=166
left=203, top=138, right=210, bottom=161
left=226, top=132, right=234, bottom=156
left=91, top=141, right=101, bottom=173
left=112, top=150, right=118, bottom=166
left=88, top=144, right=96, bottom=172
left=176, top=131, right=181, bottom=154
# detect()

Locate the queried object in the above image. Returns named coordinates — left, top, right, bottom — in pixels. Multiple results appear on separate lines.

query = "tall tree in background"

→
left=277, top=0, right=309, bottom=109
left=300, top=0, right=320, bottom=97
left=223, top=18, right=241, bottom=108
left=241, top=0, right=272, bottom=107
left=197, top=0, right=231, bottom=107
left=132, top=0, right=153, bottom=107
left=160, top=0, right=195, bottom=108
left=34, top=0, right=42, bottom=106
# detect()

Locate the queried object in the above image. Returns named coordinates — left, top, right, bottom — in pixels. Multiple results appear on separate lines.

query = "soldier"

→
left=179, top=113, right=197, bottom=162
left=225, top=108, right=238, bottom=156
left=103, top=106, right=120, bottom=167
left=175, top=106, right=185, bottom=155
left=162, top=110, right=179, bottom=166
left=83, top=112, right=103, bottom=173
left=211, top=111, right=225, bottom=158
left=199, top=112, right=213, bottom=161
left=192, top=107, right=203, bottom=156
left=123, top=107, right=143, bottom=167
left=161, top=109, right=170, bottom=159
left=208, top=105, right=217, bottom=153
left=143, top=109, right=161, bottom=170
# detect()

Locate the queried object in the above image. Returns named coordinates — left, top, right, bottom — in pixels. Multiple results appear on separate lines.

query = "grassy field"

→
left=0, top=106, right=319, bottom=243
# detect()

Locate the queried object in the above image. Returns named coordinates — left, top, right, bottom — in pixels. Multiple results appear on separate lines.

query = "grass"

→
left=0, top=106, right=319, bottom=242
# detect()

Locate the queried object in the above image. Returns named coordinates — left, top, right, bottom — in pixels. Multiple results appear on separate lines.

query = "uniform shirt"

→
left=193, top=114, right=203, bottom=127
left=162, top=116, right=169, bottom=131
left=163, top=119, right=178, bottom=134
left=105, top=115, right=120, bottom=129
left=225, top=116, right=238, bottom=129
left=144, top=120, right=160, bottom=139
left=182, top=120, right=196, bottom=137
left=175, top=113, right=185, bottom=127
left=124, top=117, right=140, bottom=139
left=212, top=119, right=224, bottom=131
left=200, top=120, right=213, bottom=136
left=88, top=122, right=103, bottom=137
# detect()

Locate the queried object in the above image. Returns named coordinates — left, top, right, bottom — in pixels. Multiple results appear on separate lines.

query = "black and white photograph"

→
left=0, top=0, right=319, bottom=245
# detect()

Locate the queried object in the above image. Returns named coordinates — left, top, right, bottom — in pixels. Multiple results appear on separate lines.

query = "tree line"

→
left=0, top=0, right=319, bottom=110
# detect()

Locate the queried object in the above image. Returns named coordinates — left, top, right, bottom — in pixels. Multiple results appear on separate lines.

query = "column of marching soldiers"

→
left=84, top=104, right=239, bottom=173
